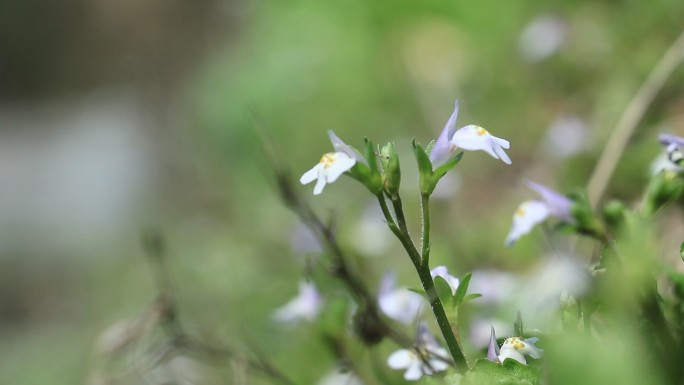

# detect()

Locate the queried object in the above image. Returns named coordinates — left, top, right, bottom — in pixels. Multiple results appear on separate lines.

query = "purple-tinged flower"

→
left=505, top=180, right=574, bottom=246
left=387, top=323, right=451, bottom=381
left=526, top=180, right=573, bottom=221
left=659, top=133, right=684, bottom=166
left=429, top=101, right=511, bottom=168
left=498, top=336, right=543, bottom=364
left=430, top=266, right=460, bottom=295
left=273, top=280, right=322, bottom=324
left=487, top=326, right=501, bottom=363
left=378, top=272, right=425, bottom=325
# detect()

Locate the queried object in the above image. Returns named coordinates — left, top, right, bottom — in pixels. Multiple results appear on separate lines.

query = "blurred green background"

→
left=1, top=0, right=684, bottom=384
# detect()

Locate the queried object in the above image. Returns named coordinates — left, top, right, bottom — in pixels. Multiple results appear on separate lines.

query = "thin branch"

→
left=587, top=29, right=684, bottom=209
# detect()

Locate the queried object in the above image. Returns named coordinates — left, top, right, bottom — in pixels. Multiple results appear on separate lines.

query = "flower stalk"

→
left=377, top=191, right=468, bottom=370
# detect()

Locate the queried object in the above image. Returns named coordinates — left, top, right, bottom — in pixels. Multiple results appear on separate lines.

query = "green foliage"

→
left=461, top=359, right=540, bottom=385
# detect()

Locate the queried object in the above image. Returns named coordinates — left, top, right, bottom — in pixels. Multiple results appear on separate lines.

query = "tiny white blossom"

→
left=498, top=336, right=544, bottom=364
left=273, top=280, right=322, bottom=324
left=378, top=272, right=425, bottom=325
left=450, top=125, right=511, bottom=164
left=317, top=367, right=363, bottom=385
left=430, top=266, right=460, bottom=295
left=430, top=101, right=511, bottom=167
left=300, top=152, right=356, bottom=195
left=387, top=324, right=450, bottom=381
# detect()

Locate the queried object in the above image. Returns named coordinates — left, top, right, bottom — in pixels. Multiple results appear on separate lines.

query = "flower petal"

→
left=403, top=361, right=424, bottom=381
left=387, top=349, right=413, bottom=369
left=430, top=265, right=460, bottom=295
left=429, top=100, right=460, bottom=168
left=328, top=130, right=367, bottom=164
left=525, top=180, right=573, bottom=221
left=300, top=164, right=320, bottom=185
left=313, top=177, right=327, bottom=195
left=451, top=125, right=511, bottom=164
left=324, top=153, right=356, bottom=183
left=505, top=200, right=550, bottom=246
left=487, top=325, right=501, bottom=362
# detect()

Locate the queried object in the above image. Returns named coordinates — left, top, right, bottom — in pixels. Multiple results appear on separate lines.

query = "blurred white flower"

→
left=505, top=180, right=574, bottom=246
left=542, top=115, right=590, bottom=159
left=387, top=323, right=450, bottom=381
left=430, top=100, right=511, bottom=167
left=651, top=153, right=684, bottom=175
left=519, top=14, right=568, bottom=62
left=378, top=272, right=425, bottom=325
left=273, top=280, right=322, bottom=323
left=430, top=265, right=460, bottom=295
left=498, top=336, right=544, bottom=364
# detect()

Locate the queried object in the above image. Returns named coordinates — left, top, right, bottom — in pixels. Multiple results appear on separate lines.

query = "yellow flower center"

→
left=515, top=207, right=526, bottom=217
left=475, top=126, right=488, bottom=136
left=319, top=153, right=335, bottom=169
left=506, top=337, right=526, bottom=350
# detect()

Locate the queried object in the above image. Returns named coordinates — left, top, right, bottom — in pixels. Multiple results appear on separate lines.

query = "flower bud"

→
left=380, top=142, right=401, bottom=195
left=643, top=170, right=684, bottom=216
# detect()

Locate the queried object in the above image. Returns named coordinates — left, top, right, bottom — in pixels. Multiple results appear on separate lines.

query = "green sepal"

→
left=434, top=276, right=455, bottom=306
left=412, top=139, right=435, bottom=195
left=345, top=139, right=383, bottom=194
left=603, top=199, right=627, bottom=229
left=453, top=272, right=473, bottom=306
left=413, top=140, right=463, bottom=196
left=642, top=170, right=684, bottom=216
left=567, top=190, right=605, bottom=240
left=408, top=287, right=427, bottom=297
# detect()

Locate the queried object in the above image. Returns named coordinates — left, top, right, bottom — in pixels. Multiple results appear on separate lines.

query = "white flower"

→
left=498, top=336, right=544, bottom=364
left=378, top=272, right=425, bottom=325
left=430, top=101, right=511, bottom=167
left=518, top=14, right=568, bottom=62
left=505, top=180, right=574, bottom=246
left=505, top=200, right=550, bottom=246
left=450, top=125, right=512, bottom=164
left=430, top=266, right=460, bottom=295
left=273, top=280, right=322, bottom=323
left=387, top=324, right=450, bottom=381
left=300, top=152, right=356, bottom=195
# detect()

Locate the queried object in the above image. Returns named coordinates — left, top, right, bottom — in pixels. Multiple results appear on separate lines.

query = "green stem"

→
left=420, top=194, right=431, bottom=268
left=377, top=192, right=468, bottom=370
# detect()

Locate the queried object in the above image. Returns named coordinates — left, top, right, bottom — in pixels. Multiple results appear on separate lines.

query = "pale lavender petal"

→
left=429, top=100, right=460, bottom=168
left=525, top=180, right=573, bottom=221
left=659, top=133, right=684, bottom=147
left=327, top=130, right=367, bottom=164
left=487, top=326, right=500, bottom=362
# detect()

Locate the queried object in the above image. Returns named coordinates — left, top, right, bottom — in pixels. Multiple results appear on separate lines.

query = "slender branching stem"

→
left=377, top=191, right=468, bottom=370
left=420, top=194, right=431, bottom=269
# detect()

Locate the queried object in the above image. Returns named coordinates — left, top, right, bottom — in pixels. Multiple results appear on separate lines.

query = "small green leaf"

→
left=433, top=151, right=464, bottom=180
left=462, top=293, right=482, bottom=303
left=434, top=276, right=454, bottom=305
left=453, top=272, right=472, bottom=306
